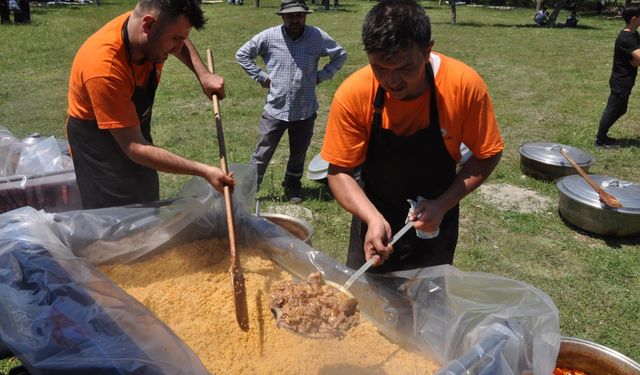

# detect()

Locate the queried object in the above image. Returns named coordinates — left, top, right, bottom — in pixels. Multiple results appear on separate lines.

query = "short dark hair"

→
left=136, top=0, right=206, bottom=30
left=622, top=6, right=640, bottom=24
left=362, top=0, right=431, bottom=58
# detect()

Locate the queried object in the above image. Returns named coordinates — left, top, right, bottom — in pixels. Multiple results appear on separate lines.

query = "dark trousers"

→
left=16, top=0, right=30, bottom=23
left=250, top=111, right=316, bottom=188
left=0, top=0, right=10, bottom=23
left=597, top=89, right=631, bottom=140
left=0, top=0, right=30, bottom=23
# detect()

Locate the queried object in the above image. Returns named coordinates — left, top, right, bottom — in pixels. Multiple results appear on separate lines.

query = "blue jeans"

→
left=597, top=88, right=631, bottom=140
left=251, top=111, right=316, bottom=188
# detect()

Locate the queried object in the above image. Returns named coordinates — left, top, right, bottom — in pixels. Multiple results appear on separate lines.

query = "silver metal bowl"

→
left=557, top=336, right=640, bottom=375
left=259, top=212, right=313, bottom=245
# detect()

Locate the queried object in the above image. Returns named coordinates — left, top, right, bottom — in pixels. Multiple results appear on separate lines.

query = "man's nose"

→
left=387, top=70, right=402, bottom=88
left=172, top=40, right=185, bottom=54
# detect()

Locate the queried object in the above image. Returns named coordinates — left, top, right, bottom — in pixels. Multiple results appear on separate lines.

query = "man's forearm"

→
left=127, top=141, right=211, bottom=178
left=327, top=168, right=382, bottom=225
left=176, top=39, right=209, bottom=78
left=436, top=152, right=502, bottom=211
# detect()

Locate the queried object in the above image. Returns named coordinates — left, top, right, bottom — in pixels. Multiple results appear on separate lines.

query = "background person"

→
left=534, top=7, right=549, bottom=26
left=321, top=0, right=503, bottom=273
left=235, top=0, right=347, bottom=203
left=595, top=6, right=640, bottom=148
left=1, top=0, right=29, bottom=24
left=565, top=11, right=578, bottom=28
left=1, top=0, right=10, bottom=24
left=66, top=0, right=234, bottom=209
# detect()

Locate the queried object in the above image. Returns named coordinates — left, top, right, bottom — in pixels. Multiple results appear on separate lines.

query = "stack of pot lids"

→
left=519, top=142, right=594, bottom=167
left=459, top=143, right=473, bottom=164
left=557, top=175, right=640, bottom=212
left=21, top=133, right=43, bottom=145
left=307, top=153, right=329, bottom=181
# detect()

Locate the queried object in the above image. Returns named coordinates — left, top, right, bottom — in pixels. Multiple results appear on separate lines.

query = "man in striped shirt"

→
left=236, top=0, right=347, bottom=203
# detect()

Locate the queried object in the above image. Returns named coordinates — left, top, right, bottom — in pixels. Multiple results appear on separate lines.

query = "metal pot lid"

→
left=460, top=142, right=473, bottom=164
left=308, top=153, right=329, bottom=173
left=556, top=175, right=640, bottom=213
left=21, top=133, right=43, bottom=145
left=519, top=142, right=595, bottom=167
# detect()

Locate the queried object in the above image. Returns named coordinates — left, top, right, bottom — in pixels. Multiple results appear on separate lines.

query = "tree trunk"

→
left=547, top=0, right=563, bottom=27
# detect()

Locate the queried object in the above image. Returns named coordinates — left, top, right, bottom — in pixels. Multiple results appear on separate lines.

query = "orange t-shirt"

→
left=67, top=12, right=163, bottom=129
left=321, top=53, right=503, bottom=168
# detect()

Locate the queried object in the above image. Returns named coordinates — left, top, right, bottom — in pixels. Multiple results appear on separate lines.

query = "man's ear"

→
left=425, top=40, right=435, bottom=57
left=141, top=14, right=157, bottom=35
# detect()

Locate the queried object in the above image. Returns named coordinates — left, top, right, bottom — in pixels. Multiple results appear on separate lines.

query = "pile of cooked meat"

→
left=269, top=272, right=360, bottom=339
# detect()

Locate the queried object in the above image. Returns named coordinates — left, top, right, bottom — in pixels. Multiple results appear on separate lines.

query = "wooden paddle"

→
left=559, top=148, right=623, bottom=209
left=206, top=48, right=249, bottom=331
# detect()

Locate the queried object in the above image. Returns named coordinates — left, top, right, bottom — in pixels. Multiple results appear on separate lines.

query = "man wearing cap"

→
left=236, top=0, right=347, bottom=203
left=321, top=0, right=503, bottom=272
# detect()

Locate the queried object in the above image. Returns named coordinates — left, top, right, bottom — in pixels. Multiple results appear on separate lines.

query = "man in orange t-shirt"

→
left=67, top=0, right=233, bottom=209
left=321, top=0, right=503, bottom=272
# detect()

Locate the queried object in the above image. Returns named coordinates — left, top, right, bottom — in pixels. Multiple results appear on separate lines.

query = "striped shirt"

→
left=236, top=24, right=347, bottom=122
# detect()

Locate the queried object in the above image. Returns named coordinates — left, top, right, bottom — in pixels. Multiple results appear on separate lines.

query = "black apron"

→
left=67, top=17, right=159, bottom=209
left=346, top=64, right=459, bottom=273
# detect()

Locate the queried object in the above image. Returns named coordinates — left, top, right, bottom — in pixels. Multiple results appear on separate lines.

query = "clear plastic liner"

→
left=0, top=165, right=559, bottom=375
left=0, top=126, right=80, bottom=213
left=15, top=136, right=71, bottom=176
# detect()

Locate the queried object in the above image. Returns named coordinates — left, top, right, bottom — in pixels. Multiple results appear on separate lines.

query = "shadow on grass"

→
left=558, top=213, right=640, bottom=248
left=616, top=137, right=640, bottom=148
left=256, top=180, right=334, bottom=203
left=432, top=21, right=600, bottom=30
left=311, top=3, right=358, bottom=12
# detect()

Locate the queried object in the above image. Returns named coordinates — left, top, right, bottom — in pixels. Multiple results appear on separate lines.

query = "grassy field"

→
left=1, top=0, right=639, bottom=372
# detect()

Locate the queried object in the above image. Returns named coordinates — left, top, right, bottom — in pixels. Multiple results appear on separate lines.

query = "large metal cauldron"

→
left=556, top=175, right=640, bottom=237
left=557, top=336, right=640, bottom=375
left=519, top=142, right=595, bottom=181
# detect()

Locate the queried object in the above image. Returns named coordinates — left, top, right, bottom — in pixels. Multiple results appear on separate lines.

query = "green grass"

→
left=1, top=1, right=639, bottom=371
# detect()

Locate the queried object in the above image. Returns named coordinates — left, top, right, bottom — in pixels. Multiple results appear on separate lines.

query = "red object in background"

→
left=0, top=170, right=82, bottom=213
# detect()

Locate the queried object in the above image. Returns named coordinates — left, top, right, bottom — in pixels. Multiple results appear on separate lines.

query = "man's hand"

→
left=204, top=167, right=235, bottom=194
left=260, top=78, right=271, bottom=89
left=363, top=216, right=393, bottom=266
left=200, top=71, right=226, bottom=100
left=174, top=40, right=226, bottom=99
left=410, top=198, right=446, bottom=234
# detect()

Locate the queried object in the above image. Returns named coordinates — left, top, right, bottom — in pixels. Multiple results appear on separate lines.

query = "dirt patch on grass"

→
left=477, top=183, right=552, bottom=214
left=261, top=204, right=315, bottom=223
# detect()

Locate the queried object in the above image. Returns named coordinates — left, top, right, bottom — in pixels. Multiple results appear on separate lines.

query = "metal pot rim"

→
left=559, top=336, right=640, bottom=373
left=519, top=142, right=595, bottom=167
left=556, top=175, right=640, bottom=213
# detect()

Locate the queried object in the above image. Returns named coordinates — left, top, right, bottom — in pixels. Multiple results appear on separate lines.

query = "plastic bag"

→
left=15, top=136, right=67, bottom=176
left=0, top=168, right=559, bottom=375
left=0, top=208, right=210, bottom=375
left=0, top=135, right=20, bottom=178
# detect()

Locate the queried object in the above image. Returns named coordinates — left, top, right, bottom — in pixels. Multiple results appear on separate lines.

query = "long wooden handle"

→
left=559, top=149, right=622, bottom=209
left=206, top=48, right=249, bottom=331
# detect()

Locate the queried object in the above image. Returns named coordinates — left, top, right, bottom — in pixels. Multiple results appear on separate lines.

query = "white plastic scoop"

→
left=341, top=220, right=414, bottom=291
